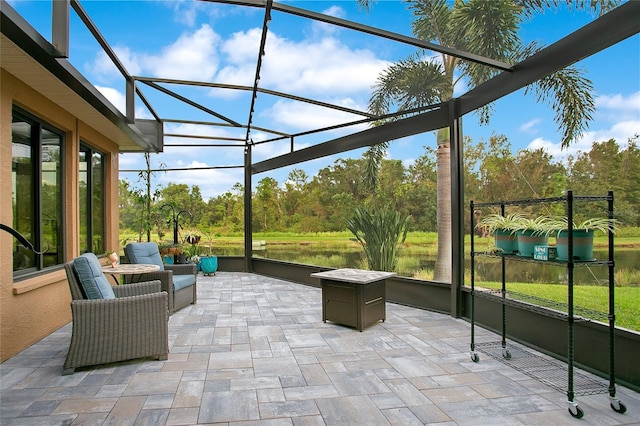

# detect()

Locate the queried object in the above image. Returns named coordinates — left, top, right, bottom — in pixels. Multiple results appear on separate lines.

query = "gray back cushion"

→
left=73, top=253, right=115, bottom=300
left=125, top=242, right=165, bottom=270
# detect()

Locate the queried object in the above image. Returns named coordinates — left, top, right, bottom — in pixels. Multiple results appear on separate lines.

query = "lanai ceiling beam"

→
left=252, top=0, right=640, bottom=174
left=245, top=0, right=273, bottom=144
left=162, top=118, right=291, bottom=138
left=205, top=0, right=513, bottom=71
left=139, top=80, right=242, bottom=127
left=134, top=77, right=377, bottom=118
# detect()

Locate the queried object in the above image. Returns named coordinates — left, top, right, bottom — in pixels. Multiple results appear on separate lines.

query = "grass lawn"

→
left=476, top=281, right=640, bottom=331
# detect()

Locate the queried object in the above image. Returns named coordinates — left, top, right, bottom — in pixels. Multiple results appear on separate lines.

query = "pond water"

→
left=248, top=245, right=639, bottom=285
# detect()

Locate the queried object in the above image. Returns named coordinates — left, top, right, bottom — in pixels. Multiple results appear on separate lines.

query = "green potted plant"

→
left=183, top=232, right=203, bottom=269
left=544, top=216, right=619, bottom=261
left=510, top=216, right=551, bottom=258
left=158, top=241, right=181, bottom=264
left=198, top=229, right=218, bottom=276
left=477, top=213, right=526, bottom=254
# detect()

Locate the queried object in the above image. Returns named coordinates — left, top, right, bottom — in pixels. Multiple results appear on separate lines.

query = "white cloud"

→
left=261, top=99, right=370, bottom=133
left=216, top=29, right=391, bottom=97
left=526, top=91, right=640, bottom=162
left=95, top=86, right=126, bottom=112
left=87, top=25, right=220, bottom=82
left=94, top=85, right=151, bottom=118
left=519, top=118, right=542, bottom=134
left=310, top=6, right=347, bottom=37
left=145, top=25, right=220, bottom=80
left=264, top=34, right=391, bottom=95
left=595, top=91, right=640, bottom=122
left=527, top=119, right=640, bottom=163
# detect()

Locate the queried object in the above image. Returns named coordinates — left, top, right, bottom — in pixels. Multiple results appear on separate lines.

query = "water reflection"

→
left=248, top=246, right=638, bottom=285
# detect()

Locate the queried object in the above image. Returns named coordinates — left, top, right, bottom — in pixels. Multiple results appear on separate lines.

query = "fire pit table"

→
left=311, top=268, right=396, bottom=331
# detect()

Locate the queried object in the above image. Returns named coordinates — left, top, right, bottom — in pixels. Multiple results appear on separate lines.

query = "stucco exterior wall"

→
left=0, top=69, right=120, bottom=361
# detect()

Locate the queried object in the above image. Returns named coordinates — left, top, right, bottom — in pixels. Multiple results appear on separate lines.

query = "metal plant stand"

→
left=469, top=191, right=625, bottom=418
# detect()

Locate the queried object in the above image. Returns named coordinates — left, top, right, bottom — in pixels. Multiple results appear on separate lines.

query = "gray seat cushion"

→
left=172, top=274, right=196, bottom=291
left=125, top=242, right=165, bottom=270
left=73, top=253, right=115, bottom=300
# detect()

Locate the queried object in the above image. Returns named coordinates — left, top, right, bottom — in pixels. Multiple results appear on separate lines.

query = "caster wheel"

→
left=610, top=401, right=627, bottom=414
left=502, top=350, right=511, bottom=360
left=471, top=352, right=480, bottom=363
left=568, top=405, right=584, bottom=419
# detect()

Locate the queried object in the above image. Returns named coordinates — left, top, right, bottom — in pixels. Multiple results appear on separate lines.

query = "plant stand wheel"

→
left=470, top=352, right=479, bottom=363
left=568, top=402, right=584, bottom=419
left=610, top=398, right=627, bottom=414
left=502, top=349, right=511, bottom=360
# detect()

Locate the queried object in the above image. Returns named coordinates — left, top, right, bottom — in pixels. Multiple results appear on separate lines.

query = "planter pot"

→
left=493, top=229, right=518, bottom=254
left=163, top=255, right=174, bottom=265
left=200, top=255, right=218, bottom=276
left=556, top=229, right=595, bottom=261
left=176, top=253, right=188, bottom=264
left=516, top=230, right=548, bottom=257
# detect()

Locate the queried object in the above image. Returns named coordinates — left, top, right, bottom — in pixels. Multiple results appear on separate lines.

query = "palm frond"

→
left=515, top=0, right=619, bottom=18
left=527, top=66, right=595, bottom=148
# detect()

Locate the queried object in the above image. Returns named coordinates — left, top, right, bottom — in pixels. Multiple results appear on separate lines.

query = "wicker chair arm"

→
left=70, top=292, right=168, bottom=319
left=123, top=271, right=174, bottom=313
left=165, top=264, right=196, bottom=275
left=113, top=280, right=161, bottom=297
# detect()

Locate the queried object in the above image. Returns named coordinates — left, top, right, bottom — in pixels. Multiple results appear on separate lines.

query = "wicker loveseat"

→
left=124, top=242, right=197, bottom=314
left=63, top=253, right=169, bottom=375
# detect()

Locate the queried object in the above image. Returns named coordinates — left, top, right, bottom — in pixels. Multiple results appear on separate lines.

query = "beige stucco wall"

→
left=0, top=69, right=120, bottom=361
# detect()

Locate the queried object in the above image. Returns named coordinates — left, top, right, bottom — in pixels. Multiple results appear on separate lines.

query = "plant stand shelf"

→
left=469, top=191, right=625, bottom=419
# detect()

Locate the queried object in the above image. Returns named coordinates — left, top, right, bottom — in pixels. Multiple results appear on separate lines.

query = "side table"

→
left=102, top=264, right=160, bottom=285
left=311, top=268, right=396, bottom=331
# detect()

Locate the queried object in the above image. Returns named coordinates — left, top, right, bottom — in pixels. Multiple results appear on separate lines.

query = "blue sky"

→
left=9, top=0, right=640, bottom=200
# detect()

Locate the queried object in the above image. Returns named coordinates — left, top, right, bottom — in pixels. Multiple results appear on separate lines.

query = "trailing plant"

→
left=509, top=216, right=553, bottom=236
left=541, top=216, right=620, bottom=235
left=346, top=206, right=410, bottom=272
left=477, top=213, right=528, bottom=234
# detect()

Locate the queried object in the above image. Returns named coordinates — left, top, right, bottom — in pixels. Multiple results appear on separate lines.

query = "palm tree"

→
left=359, top=0, right=615, bottom=282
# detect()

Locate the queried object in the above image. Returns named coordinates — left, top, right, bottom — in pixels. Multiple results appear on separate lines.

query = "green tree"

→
left=361, top=0, right=609, bottom=282
left=254, top=177, right=281, bottom=232
left=568, top=138, right=640, bottom=225
left=404, top=148, right=438, bottom=231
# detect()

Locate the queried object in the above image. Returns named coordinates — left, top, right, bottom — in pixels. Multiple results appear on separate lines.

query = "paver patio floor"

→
left=2, top=272, right=639, bottom=425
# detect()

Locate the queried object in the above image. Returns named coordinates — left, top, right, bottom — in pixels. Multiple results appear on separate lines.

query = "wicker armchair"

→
left=124, top=242, right=197, bottom=314
left=63, top=254, right=169, bottom=375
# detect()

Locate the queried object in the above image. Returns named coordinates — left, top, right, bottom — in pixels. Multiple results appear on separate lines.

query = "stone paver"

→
left=1, top=271, right=639, bottom=425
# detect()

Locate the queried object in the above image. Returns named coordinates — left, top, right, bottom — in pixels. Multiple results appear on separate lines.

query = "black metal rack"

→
left=469, top=191, right=626, bottom=419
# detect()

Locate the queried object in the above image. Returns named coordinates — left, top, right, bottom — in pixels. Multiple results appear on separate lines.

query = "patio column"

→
left=244, top=144, right=253, bottom=272
left=449, top=98, right=464, bottom=318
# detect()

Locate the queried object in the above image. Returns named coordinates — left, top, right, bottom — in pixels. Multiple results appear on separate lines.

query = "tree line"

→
left=118, top=135, right=640, bottom=241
